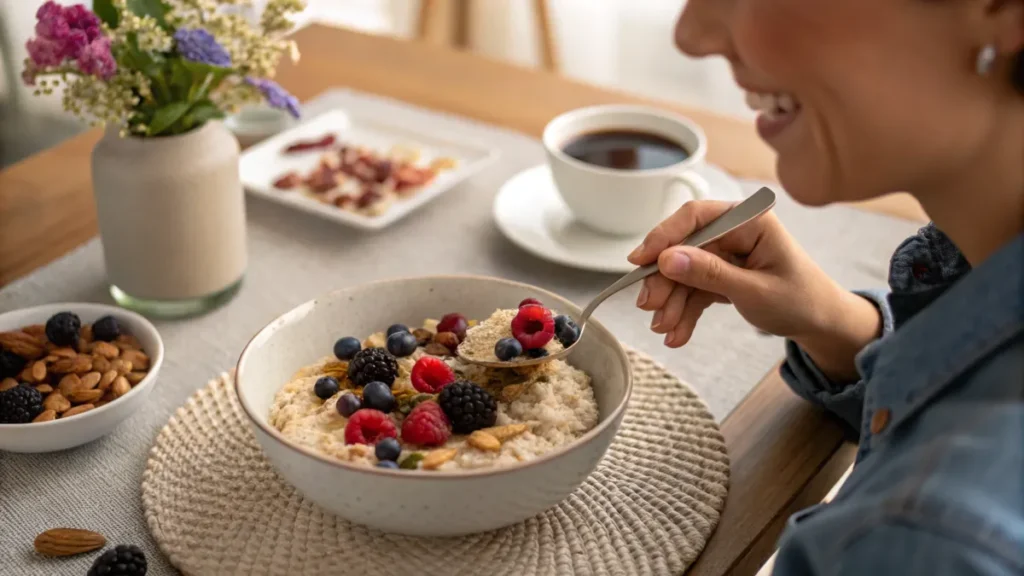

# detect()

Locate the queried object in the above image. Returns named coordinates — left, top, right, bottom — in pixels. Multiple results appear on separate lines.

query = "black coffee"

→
left=562, top=130, right=689, bottom=171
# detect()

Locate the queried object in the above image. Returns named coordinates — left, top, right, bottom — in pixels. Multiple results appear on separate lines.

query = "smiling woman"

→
left=627, top=1, right=1024, bottom=575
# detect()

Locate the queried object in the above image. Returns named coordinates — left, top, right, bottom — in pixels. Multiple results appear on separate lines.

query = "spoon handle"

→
left=578, top=187, right=777, bottom=323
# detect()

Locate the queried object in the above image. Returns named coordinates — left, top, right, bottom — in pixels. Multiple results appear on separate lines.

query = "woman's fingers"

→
left=627, top=200, right=737, bottom=265
left=637, top=274, right=674, bottom=311
left=651, top=283, right=691, bottom=334
left=663, top=290, right=719, bottom=348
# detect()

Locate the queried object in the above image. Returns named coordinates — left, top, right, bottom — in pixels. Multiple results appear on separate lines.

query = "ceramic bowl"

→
left=0, top=303, right=164, bottom=453
left=236, top=276, right=633, bottom=536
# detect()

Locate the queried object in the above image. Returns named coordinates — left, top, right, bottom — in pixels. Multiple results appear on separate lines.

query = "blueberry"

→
left=494, top=337, right=523, bottom=361
left=375, top=437, right=402, bottom=462
left=377, top=460, right=399, bottom=469
left=333, top=337, right=361, bottom=360
left=314, top=376, right=340, bottom=400
left=336, top=393, right=361, bottom=418
left=386, top=324, right=410, bottom=337
left=386, top=331, right=418, bottom=358
left=554, top=315, right=579, bottom=347
left=526, top=348, right=548, bottom=358
left=362, top=381, right=396, bottom=413
left=92, top=315, right=121, bottom=342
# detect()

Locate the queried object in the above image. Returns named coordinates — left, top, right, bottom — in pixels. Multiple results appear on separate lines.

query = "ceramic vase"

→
left=91, top=121, right=247, bottom=317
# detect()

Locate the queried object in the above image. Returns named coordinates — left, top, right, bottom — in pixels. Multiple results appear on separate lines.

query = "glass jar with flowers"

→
left=21, top=0, right=305, bottom=317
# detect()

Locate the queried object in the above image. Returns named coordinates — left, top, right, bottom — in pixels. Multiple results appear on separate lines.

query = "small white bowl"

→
left=0, top=303, right=164, bottom=453
left=236, top=276, right=633, bottom=536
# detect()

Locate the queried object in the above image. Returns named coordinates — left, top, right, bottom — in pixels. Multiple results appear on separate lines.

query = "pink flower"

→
left=25, top=2, right=104, bottom=70
left=26, top=36, right=64, bottom=68
left=34, top=1, right=66, bottom=39
left=77, top=37, right=116, bottom=80
left=64, top=4, right=102, bottom=42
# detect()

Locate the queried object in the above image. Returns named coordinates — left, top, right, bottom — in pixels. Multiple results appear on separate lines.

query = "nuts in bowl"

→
left=0, top=303, right=163, bottom=453
left=236, top=276, right=632, bottom=536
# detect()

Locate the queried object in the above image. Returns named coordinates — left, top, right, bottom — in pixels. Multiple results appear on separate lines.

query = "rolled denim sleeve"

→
left=779, top=289, right=894, bottom=432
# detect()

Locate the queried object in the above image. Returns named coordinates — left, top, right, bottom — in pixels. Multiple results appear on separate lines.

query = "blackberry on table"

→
left=347, top=348, right=399, bottom=388
left=87, top=544, right=148, bottom=576
left=45, top=311, right=81, bottom=347
left=0, top=384, right=44, bottom=424
left=439, top=380, right=497, bottom=434
left=0, top=348, right=27, bottom=379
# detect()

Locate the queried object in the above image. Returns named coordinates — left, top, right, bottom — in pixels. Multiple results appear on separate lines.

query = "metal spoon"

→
left=457, top=186, right=777, bottom=369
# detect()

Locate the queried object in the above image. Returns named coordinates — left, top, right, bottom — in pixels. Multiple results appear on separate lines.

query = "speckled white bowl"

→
left=236, top=276, right=632, bottom=536
left=0, top=303, right=164, bottom=453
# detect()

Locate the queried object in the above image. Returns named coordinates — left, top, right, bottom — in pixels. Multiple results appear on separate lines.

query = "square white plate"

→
left=239, top=109, right=500, bottom=230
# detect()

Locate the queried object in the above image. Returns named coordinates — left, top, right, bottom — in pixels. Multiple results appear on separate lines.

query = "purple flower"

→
left=78, top=37, right=117, bottom=80
left=26, top=36, right=64, bottom=68
left=173, top=28, right=232, bottom=67
left=63, top=4, right=102, bottom=42
left=247, top=77, right=300, bottom=118
left=25, top=2, right=103, bottom=70
left=35, top=1, right=69, bottom=40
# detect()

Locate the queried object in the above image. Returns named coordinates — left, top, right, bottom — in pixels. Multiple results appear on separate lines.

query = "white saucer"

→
left=493, top=163, right=746, bottom=274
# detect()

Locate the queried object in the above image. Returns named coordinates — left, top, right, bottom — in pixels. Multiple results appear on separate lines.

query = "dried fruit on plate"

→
left=283, top=133, right=336, bottom=153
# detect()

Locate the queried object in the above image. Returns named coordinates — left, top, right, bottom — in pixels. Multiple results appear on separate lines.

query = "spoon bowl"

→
left=458, top=187, right=777, bottom=368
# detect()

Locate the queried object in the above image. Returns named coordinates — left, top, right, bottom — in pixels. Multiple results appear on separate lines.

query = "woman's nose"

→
left=674, top=0, right=733, bottom=59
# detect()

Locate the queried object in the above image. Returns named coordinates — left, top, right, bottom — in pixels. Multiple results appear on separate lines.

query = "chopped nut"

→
left=43, top=392, right=71, bottom=413
left=79, top=372, right=102, bottom=390
left=62, top=404, right=94, bottom=418
left=98, top=370, right=118, bottom=391
left=423, top=342, right=451, bottom=356
left=35, top=384, right=53, bottom=394
left=0, top=378, right=18, bottom=392
left=58, top=374, right=82, bottom=396
left=467, top=431, right=501, bottom=452
left=91, top=341, right=120, bottom=359
left=111, top=376, right=131, bottom=398
left=479, top=423, right=529, bottom=443
left=32, top=410, right=57, bottom=423
left=421, top=448, right=458, bottom=470
left=68, top=389, right=103, bottom=404
left=411, top=328, right=433, bottom=346
left=433, top=332, right=460, bottom=353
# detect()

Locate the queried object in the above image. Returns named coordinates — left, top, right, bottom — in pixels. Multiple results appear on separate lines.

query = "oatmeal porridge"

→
left=268, top=301, right=594, bottom=471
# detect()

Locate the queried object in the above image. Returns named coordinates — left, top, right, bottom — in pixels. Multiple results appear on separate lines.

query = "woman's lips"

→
left=745, top=91, right=802, bottom=142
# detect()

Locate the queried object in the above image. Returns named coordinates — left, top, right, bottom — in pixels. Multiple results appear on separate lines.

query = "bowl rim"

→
left=235, top=274, right=634, bottom=479
left=0, top=302, right=164, bottom=431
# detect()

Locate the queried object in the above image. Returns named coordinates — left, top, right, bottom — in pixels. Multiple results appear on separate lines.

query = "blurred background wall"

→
left=0, top=0, right=749, bottom=168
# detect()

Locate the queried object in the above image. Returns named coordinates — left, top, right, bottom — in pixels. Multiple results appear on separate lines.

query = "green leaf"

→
left=179, top=100, right=224, bottom=131
left=148, top=101, right=190, bottom=135
left=180, top=60, right=233, bottom=100
left=398, top=453, right=425, bottom=470
left=93, top=0, right=120, bottom=28
left=126, top=0, right=171, bottom=27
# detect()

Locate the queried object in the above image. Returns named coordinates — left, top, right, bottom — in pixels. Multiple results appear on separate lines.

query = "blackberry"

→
left=87, top=544, right=147, bottom=576
left=92, top=315, right=122, bottom=342
left=347, top=348, right=399, bottom=388
left=0, top=349, right=27, bottom=379
left=45, top=311, right=81, bottom=347
left=0, top=385, right=44, bottom=424
left=439, top=380, right=497, bottom=434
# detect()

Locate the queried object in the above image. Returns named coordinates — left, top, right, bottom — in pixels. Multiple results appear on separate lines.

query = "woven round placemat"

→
left=142, top=349, right=729, bottom=576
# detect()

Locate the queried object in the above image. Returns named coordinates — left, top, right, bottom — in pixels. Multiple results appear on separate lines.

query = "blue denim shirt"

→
left=774, top=225, right=1024, bottom=575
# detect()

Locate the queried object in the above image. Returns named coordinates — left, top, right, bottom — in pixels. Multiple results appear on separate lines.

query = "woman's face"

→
left=675, top=0, right=1020, bottom=206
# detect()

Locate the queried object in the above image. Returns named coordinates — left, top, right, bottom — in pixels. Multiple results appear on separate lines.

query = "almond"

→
left=62, top=404, right=94, bottom=418
left=422, top=448, right=458, bottom=470
left=58, top=374, right=82, bottom=396
left=50, top=347, right=78, bottom=359
left=91, top=356, right=111, bottom=373
left=43, top=392, right=71, bottom=413
left=35, top=384, right=53, bottom=394
left=31, top=360, right=47, bottom=382
left=43, top=355, right=59, bottom=363
left=111, top=376, right=131, bottom=398
left=98, top=370, right=118, bottom=391
left=22, top=324, right=46, bottom=339
left=91, top=341, right=120, bottom=359
left=0, top=331, right=44, bottom=359
left=80, top=324, right=94, bottom=344
left=33, top=528, right=106, bottom=556
left=51, top=355, right=92, bottom=375
left=32, top=410, right=57, bottom=423
left=126, top=371, right=146, bottom=385
left=68, top=389, right=103, bottom=404
left=0, top=378, right=18, bottom=392
left=115, top=334, right=142, bottom=350
left=119, top=349, right=149, bottom=371
left=77, top=338, right=89, bottom=353
left=479, top=423, right=529, bottom=443
left=18, top=366, right=34, bottom=382
left=94, top=400, right=109, bottom=408
left=110, top=359, right=133, bottom=375
left=467, top=431, right=501, bottom=452
left=79, top=371, right=102, bottom=390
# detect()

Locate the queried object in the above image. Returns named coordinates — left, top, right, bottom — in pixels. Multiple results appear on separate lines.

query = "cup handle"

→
left=667, top=171, right=711, bottom=203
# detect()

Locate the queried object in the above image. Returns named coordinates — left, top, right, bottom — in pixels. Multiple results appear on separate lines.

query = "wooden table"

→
left=0, top=24, right=927, bottom=576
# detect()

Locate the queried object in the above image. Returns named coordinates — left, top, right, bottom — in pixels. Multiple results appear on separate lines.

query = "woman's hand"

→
left=629, top=200, right=882, bottom=382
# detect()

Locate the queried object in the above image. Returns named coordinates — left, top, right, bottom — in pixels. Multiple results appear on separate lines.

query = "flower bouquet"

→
left=21, top=0, right=306, bottom=137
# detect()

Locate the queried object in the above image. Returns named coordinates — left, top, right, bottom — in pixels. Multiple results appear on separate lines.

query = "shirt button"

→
left=870, top=408, right=891, bottom=434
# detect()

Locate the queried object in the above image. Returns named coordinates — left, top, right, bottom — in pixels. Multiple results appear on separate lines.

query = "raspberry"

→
left=401, top=401, right=451, bottom=446
left=344, top=409, right=397, bottom=445
left=511, top=305, right=554, bottom=350
left=436, top=313, right=468, bottom=340
left=410, top=357, right=455, bottom=393
left=518, top=298, right=543, bottom=308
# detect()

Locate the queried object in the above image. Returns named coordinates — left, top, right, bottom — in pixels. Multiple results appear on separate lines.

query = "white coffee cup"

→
left=542, top=104, right=711, bottom=236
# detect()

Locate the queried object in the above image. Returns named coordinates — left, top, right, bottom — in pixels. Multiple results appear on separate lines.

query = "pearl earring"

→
left=976, top=44, right=997, bottom=76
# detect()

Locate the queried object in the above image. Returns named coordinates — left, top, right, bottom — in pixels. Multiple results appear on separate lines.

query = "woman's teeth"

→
left=745, top=92, right=801, bottom=118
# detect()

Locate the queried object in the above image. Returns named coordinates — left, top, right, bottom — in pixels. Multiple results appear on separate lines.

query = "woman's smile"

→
left=744, top=90, right=804, bottom=141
